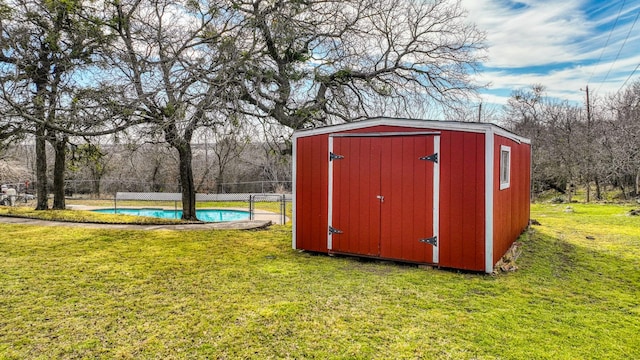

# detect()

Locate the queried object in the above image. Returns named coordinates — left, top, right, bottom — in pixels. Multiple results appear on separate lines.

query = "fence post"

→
left=281, top=194, right=286, bottom=224
left=249, top=195, right=254, bottom=220
left=114, top=192, right=117, bottom=211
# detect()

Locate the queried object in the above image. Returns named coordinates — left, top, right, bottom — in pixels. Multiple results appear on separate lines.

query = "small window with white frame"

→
left=500, top=145, right=511, bottom=190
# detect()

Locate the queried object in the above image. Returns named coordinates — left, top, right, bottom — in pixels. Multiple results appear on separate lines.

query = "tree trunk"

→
left=52, top=138, right=67, bottom=209
left=595, top=176, right=602, bottom=201
left=151, top=160, right=162, bottom=192
left=216, top=174, right=224, bottom=194
left=196, top=166, right=212, bottom=193
left=34, top=123, right=49, bottom=210
left=177, top=143, right=198, bottom=221
left=585, top=180, right=590, bottom=203
left=619, top=183, right=628, bottom=200
left=164, top=120, right=197, bottom=221
left=92, top=177, right=101, bottom=198
left=90, top=166, right=102, bottom=197
left=636, top=169, right=640, bottom=197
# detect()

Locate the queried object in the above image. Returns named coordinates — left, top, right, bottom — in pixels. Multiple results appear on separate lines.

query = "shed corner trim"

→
left=485, top=128, right=495, bottom=273
left=292, top=132, right=298, bottom=249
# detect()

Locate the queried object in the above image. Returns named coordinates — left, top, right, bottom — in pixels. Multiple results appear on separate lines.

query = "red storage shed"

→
left=292, top=118, right=531, bottom=273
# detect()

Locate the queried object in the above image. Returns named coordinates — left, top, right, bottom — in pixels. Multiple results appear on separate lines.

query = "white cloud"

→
left=476, top=53, right=640, bottom=100
left=460, top=0, right=640, bottom=103
left=477, top=92, right=512, bottom=106
left=462, top=0, right=590, bottom=67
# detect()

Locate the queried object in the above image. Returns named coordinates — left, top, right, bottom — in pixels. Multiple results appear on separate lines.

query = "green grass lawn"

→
left=0, top=203, right=638, bottom=359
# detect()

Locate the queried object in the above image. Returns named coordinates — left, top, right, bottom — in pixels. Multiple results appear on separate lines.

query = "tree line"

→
left=4, top=125, right=292, bottom=195
left=502, top=82, right=640, bottom=201
left=0, top=0, right=485, bottom=219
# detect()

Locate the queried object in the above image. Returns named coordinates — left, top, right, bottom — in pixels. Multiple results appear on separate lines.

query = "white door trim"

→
left=327, top=136, right=335, bottom=250
left=432, top=135, right=440, bottom=264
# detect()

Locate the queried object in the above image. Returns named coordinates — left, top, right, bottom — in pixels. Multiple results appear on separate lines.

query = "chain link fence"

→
left=0, top=179, right=291, bottom=197
left=0, top=179, right=292, bottom=224
left=112, top=192, right=291, bottom=224
left=61, top=179, right=292, bottom=197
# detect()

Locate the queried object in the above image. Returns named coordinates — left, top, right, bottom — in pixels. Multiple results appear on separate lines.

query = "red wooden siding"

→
left=492, top=136, right=531, bottom=265
left=378, top=135, right=435, bottom=263
left=295, top=134, right=329, bottom=252
left=438, top=131, right=486, bottom=271
left=294, top=119, right=530, bottom=273
left=331, top=136, right=382, bottom=256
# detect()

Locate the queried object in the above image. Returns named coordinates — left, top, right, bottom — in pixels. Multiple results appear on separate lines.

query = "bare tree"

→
left=602, top=81, right=640, bottom=198
left=253, top=119, right=292, bottom=189
left=503, top=84, right=618, bottom=202
left=503, top=85, right=550, bottom=196
left=232, top=0, right=486, bottom=129
left=542, top=101, right=587, bottom=200
left=102, top=0, right=245, bottom=220
left=0, top=156, right=31, bottom=184
left=118, top=139, right=178, bottom=193
left=0, top=0, right=133, bottom=209
left=211, top=118, right=252, bottom=193
left=193, top=119, right=251, bottom=193
left=66, top=140, right=112, bottom=197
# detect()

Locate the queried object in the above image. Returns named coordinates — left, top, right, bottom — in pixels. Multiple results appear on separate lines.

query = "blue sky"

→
left=460, top=0, right=640, bottom=105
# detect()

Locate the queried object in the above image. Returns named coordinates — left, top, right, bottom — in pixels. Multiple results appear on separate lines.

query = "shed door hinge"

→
left=329, top=226, right=343, bottom=235
left=419, top=236, right=437, bottom=246
left=419, top=153, right=438, bottom=163
left=330, top=152, right=344, bottom=161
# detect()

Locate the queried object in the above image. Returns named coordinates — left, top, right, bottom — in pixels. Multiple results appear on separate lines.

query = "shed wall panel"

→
left=438, top=131, right=486, bottom=271
left=475, top=134, right=486, bottom=270
left=461, top=133, right=477, bottom=268
left=295, top=135, right=329, bottom=252
left=493, top=136, right=531, bottom=264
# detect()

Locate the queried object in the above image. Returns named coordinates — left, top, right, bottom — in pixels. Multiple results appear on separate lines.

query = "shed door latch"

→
left=330, top=152, right=344, bottom=161
left=329, top=226, right=343, bottom=235
left=419, top=236, right=438, bottom=246
left=419, top=153, right=438, bottom=163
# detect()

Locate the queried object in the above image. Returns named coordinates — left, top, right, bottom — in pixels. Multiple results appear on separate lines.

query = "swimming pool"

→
left=92, top=208, right=250, bottom=222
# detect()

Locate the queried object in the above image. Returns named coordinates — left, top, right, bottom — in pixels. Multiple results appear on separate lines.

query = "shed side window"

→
left=500, top=145, right=511, bottom=190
